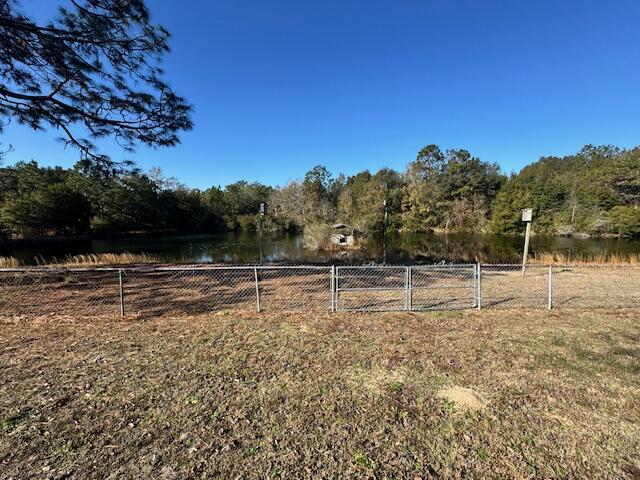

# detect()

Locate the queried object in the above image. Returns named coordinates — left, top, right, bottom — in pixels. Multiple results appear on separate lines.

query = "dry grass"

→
left=0, top=256, right=21, bottom=268
left=2, top=251, right=640, bottom=267
left=40, top=252, right=163, bottom=266
left=0, top=252, right=165, bottom=267
left=531, top=251, right=640, bottom=265
left=1, top=310, right=639, bottom=478
left=0, top=252, right=163, bottom=267
left=302, top=222, right=334, bottom=251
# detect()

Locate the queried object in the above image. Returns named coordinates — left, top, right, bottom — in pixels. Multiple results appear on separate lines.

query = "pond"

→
left=2, top=231, right=640, bottom=265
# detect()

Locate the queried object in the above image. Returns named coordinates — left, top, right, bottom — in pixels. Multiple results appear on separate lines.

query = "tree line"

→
left=0, top=144, right=638, bottom=239
left=2, top=3, right=637, bottom=240
left=489, top=145, right=640, bottom=236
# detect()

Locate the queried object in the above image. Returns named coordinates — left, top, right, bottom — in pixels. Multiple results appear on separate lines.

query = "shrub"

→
left=237, top=214, right=258, bottom=231
left=303, top=222, right=333, bottom=251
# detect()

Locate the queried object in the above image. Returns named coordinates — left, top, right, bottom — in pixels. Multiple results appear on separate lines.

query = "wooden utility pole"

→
left=521, top=208, right=532, bottom=275
left=259, top=202, right=267, bottom=265
left=382, top=199, right=388, bottom=265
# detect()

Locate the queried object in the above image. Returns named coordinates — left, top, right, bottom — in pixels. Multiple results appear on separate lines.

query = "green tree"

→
left=302, top=165, right=335, bottom=222
left=337, top=171, right=372, bottom=228
left=1, top=192, right=46, bottom=236
left=0, top=0, right=192, bottom=172
left=337, top=169, right=404, bottom=231
left=439, top=149, right=505, bottom=230
left=1, top=182, right=91, bottom=236
left=401, top=145, right=446, bottom=232
left=211, top=181, right=272, bottom=230
left=97, top=173, right=158, bottom=231
left=607, top=206, right=640, bottom=236
left=488, top=146, right=639, bottom=236
left=41, top=183, right=92, bottom=234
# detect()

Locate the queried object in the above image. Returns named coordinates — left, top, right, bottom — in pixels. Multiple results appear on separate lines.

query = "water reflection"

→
left=2, top=231, right=640, bottom=265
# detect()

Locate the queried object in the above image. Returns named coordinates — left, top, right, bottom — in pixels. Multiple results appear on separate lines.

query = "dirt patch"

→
left=344, top=365, right=410, bottom=395
left=437, top=386, right=487, bottom=411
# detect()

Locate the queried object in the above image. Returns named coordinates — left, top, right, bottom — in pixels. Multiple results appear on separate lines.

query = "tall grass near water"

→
left=0, top=252, right=162, bottom=267
left=2, top=250, right=640, bottom=267
left=531, top=252, right=640, bottom=265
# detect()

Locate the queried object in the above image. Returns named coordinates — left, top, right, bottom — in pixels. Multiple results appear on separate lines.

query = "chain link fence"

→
left=335, top=265, right=477, bottom=311
left=0, top=268, right=121, bottom=317
left=481, top=264, right=550, bottom=309
left=0, top=264, right=638, bottom=319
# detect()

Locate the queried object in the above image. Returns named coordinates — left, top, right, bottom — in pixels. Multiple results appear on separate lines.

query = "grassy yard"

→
left=1, top=310, right=639, bottom=479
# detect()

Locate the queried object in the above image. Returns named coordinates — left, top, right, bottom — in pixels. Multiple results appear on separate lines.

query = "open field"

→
left=1, top=310, right=639, bottom=479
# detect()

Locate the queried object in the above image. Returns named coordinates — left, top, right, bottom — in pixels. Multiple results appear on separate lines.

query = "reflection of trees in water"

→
left=5, top=230, right=640, bottom=265
left=373, top=232, right=640, bottom=264
left=370, top=233, right=523, bottom=264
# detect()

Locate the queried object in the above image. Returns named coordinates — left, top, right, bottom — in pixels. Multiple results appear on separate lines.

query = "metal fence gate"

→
left=334, top=265, right=477, bottom=311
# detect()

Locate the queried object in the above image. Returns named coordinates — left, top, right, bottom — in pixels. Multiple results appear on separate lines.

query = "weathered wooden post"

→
left=521, top=208, right=533, bottom=276
left=382, top=199, right=388, bottom=265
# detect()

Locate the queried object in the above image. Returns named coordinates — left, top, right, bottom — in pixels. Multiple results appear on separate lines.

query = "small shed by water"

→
left=330, top=223, right=362, bottom=247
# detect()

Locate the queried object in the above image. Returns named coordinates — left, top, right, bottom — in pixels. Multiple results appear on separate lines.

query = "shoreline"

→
left=1, top=228, right=633, bottom=248
left=1, top=251, right=639, bottom=268
left=0, top=229, right=226, bottom=248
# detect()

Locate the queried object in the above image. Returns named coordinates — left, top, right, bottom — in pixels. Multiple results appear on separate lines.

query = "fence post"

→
left=254, top=267, right=261, bottom=312
left=472, top=264, right=477, bottom=308
left=548, top=265, right=553, bottom=310
left=330, top=265, right=335, bottom=312
left=407, top=266, right=413, bottom=311
left=402, top=266, right=407, bottom=310
left=335, top=266, right=340, bottom=311
left=476, top=263, right=482, bottom=310
left=118, top=269, right=125, bottom=317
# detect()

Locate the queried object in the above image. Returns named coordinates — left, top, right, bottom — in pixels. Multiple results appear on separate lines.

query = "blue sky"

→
left=3, top=0, right=640, bottom=188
